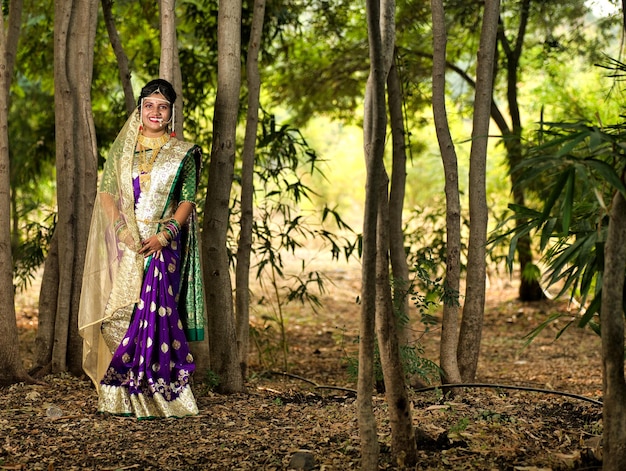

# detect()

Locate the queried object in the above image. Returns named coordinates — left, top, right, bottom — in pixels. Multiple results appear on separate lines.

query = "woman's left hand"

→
left=139, top=235, right=164, bottom=258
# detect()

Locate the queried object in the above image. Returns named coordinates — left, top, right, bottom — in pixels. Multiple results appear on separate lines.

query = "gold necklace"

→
left=137, top=133, right=170, bottom=149
left=137, top=133, right=170, bottom=190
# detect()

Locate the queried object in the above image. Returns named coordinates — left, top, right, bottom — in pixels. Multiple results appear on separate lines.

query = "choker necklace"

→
left=137, top=133, right=171, bottom=191
left=137, top=133, right=170, bottom=149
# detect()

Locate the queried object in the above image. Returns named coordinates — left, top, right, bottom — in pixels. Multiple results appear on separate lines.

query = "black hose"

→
left=413, top=382, right=603, bottom=406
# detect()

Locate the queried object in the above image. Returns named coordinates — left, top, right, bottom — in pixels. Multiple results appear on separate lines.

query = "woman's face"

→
left=141, top=93, right=172, bottom=137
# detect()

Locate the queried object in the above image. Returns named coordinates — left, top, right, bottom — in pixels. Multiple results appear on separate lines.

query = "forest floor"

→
left=2, top=256, right=604, bottom=470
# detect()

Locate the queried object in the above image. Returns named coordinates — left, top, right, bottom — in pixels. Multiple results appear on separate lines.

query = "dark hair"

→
left=138, top=79, right=177, bottom=107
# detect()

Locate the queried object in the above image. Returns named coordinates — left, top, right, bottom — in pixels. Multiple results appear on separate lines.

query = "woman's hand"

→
left=139, top=233, right=168, bottom=258
left=117, top=226, right=142, bottom=252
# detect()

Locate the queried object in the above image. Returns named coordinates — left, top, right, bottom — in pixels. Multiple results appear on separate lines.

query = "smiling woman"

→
left=78, top=78, right=206, bottom=419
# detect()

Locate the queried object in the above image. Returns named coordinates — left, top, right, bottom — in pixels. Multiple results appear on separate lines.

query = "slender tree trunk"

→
left=387, top=58, right=411, bottom=350
left=101, top=0, right=135, bottom=115
left=432, top=0, right=542, bottom=303
left=159, top=0, right=176, bottom=78
left=0, top=0, right=29, bottom=386
left=45, top=0, right=99, bottom=376
left=159, top=0, right=184, bottom=138
left=496, top=0, right=543, bottom=301
left=358, top=0, right=387, bottom=464
left=430, top=0, right=462, bottom=385
left=201, top=0, right=244, bottom=394
left=376, top=175, right=417, bottom=466
left=236, top=0, right=266, bottom=379
left=375, top=10, right=418, bottom=461
left=32, top=232, right=59, bottom=377
left=600, top=190, right=626, bottom=470
left=457, top=0, right=500, bottom=382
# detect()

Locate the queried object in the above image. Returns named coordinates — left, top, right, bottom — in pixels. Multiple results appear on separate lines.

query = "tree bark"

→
left=600, top=190, right=626, bottom=470
left=376, top=176, right=417, bottom=466
left=236, top=0, right=266, bottom=379
left=427, top=0, right=543, bottom=302
left=101, top=0, right=135, bottom=115
left=387, top=58, right=411, bottom=350
left=457, top=0, right=500, bottom=382
left=372, top=0, right=417, bottom=464
left=159, top=0, right=176, bottom=79
left=201, top=0, right=244, bottom=394
left=496, top=0, right=543, bottom=301
left=159, top=0, right=184, bottom=137
left=32, top=232, right=59, bottom=377
left=43, top=0, right=99, bottom=376
left=430, top=0, right=462, bottom=385
left=358, top=0, right=387, bottom=464
left=0, top=0, right=29, bottom=386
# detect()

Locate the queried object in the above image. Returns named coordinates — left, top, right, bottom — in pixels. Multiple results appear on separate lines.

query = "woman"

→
left=79, top=79, right=205, bottom=419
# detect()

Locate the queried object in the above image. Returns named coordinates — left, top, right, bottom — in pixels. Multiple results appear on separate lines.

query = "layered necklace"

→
left=137, top=132, right=170, bottom=191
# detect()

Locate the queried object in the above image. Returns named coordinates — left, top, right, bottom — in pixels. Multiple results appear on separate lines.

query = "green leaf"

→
left=542, top=168, right=574, bottom=219
left=561, top=169, right=575, bottom=236
left=585, top=158, right=626, bottom=196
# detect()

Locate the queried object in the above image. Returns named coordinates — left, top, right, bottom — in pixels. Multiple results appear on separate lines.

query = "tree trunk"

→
left=201, top=0, right=244, bottom=394
left=440, top=0, right=542, bottom=303
left=101, top=0, right=135, bottom=116
left=236, top=0, right=266, bottom=379
left=496, top=0, right=543, bottom=301
left=159, top=0, right=175, bottom=79
left=358, top=0, right=388, bottom=464
left=600, top=190, right=626, bottom=470
left=159, top=0, right=184, bottom=138
left=374, top=2, right=417, bottom=461
left=430, top=0, right=462, bottom=385
left=42, top=0, right=99, bottom=376
left=376, top=175, right=417, bottom=466
left=457, top=0, right=500, bottom=382
left=387, top=57, right=412, bottom=350
left=0, top=0, right=29, bottom=386
left=32, top=232, right=59, bottom=377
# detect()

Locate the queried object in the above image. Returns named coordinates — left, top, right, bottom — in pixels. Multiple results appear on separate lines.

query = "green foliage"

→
left=450, top=417, right=470, bottom=434
left=493, top=57, right=626, bottom=337
left=345, top=251, right=445, bottom=388
left=240, top=113, right=357, bottom=371
left=345, top=340, right=441, bottom=390
left=203, top=369, right=221, bottom=391
left=13, top=211, right=56, bottom=292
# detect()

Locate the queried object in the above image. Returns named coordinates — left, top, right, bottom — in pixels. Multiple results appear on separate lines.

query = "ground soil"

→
left=2, top=259, right=604, bottom=470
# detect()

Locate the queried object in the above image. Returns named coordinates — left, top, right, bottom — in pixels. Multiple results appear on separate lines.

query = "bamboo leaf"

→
left=561, top=169, right=575, bottom=236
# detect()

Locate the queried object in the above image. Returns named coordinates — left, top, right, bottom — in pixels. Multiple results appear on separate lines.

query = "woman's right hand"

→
left=118, top=227, right=141, bottom=252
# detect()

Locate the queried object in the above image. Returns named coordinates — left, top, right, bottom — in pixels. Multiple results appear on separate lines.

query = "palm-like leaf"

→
left=493, top=114, right=626, bottom=336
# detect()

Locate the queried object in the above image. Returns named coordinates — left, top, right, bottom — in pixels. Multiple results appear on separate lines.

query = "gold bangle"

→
left=156, top=231, right=169, bottom=247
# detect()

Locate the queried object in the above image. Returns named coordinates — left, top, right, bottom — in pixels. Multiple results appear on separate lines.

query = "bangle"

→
left=163, top=218, right=180, bottom=240
left=114, top=218, right=127, bottom=237
left=156, top=231, right=170, bottom=247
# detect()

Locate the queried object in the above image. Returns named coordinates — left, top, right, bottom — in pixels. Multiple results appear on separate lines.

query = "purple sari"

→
left=97, top=176, right=198, bottom=419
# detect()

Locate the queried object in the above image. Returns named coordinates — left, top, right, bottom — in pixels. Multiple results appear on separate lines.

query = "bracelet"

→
left=156, top=231, right=170, bottom=247
left=163, top=218, right=181, bottom=240
left=114, top=218, right=127, bottom=237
